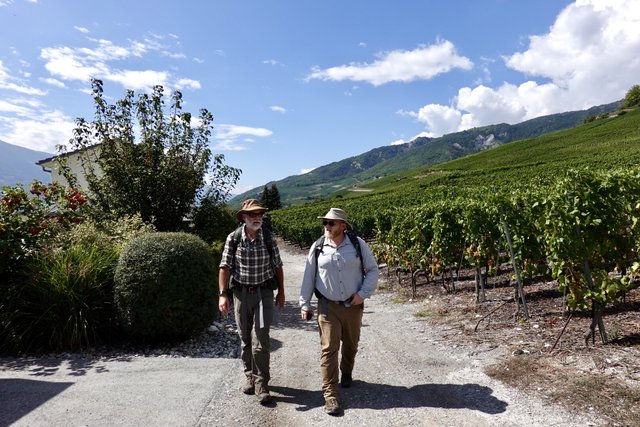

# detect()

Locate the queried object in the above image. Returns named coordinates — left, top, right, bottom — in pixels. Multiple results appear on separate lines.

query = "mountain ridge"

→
left=231, top=101, right=621, bottom=206
left=0, top=139, right=52, bottom=188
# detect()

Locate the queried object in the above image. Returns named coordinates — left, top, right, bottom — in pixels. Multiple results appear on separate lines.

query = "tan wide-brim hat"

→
left=236, top=199, right=268, bottom=222
left=318, top=207, right=352, bottom=230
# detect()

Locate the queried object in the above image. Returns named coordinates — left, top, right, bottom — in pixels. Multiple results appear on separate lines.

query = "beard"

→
left=324, top=227, right=342, bottom=240
left=245, top=220, right=263, bottom=232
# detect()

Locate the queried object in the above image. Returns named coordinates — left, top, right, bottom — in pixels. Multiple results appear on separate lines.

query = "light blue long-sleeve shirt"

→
left=299, top=234, right=378, bottom=308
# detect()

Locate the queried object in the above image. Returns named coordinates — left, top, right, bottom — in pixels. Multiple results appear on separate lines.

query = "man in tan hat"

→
left=299, top=207, right=378, bottom=415
left=219, top=199, right=285, bottom=405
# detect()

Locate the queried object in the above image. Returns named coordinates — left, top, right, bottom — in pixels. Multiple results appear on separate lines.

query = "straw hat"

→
left=236, top=199, right=268, bottom=222
left=318, top=207, right=352, bottom=230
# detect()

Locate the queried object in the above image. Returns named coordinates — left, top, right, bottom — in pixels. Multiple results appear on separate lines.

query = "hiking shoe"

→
left=341, top=373, right=352, bottom=388
left=256, top=384, right=272, bottom=405
left=242, top=376, right=255, bottom=395
left=324, top=397, right=342, bottom=415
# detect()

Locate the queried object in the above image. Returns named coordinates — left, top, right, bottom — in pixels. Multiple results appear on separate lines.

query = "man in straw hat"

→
left=299, top=207, right=378, bottom=415
left=219, top=199, right=285, bottom=405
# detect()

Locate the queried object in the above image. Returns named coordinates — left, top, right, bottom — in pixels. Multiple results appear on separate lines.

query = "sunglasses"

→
left=322, top=220, right=336, bottom=227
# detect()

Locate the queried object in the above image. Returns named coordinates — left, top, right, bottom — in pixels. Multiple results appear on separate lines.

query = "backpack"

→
left=229, top=223, right=278, bottom=290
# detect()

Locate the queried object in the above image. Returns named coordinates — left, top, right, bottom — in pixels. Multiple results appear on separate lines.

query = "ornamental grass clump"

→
left=114, top=232, right=217, bottom=342
left=0, top=243, right=119, bottom=354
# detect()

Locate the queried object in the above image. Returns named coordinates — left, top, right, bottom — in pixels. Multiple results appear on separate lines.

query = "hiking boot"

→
left=324, top=397, right=342, bottom=415
left=242, top=376, right=255, bottom=395
left=341, top=372, right=352, bottom=388
left=256, top=384, right=272, bottom=405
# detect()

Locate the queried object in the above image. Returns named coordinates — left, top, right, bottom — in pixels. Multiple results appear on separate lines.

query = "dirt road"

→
left=197, top=241, right=600, bottom=426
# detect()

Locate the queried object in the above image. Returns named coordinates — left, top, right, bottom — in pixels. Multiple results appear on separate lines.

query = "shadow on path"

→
left=270, top=380, right=507, bottom=414
left=0, top=378, right=73, bottom=427
left=0, top=356, right=119, bottom=378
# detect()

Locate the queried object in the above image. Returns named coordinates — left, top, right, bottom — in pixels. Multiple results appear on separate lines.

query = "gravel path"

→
left=197, top=242, right=602, bottom=427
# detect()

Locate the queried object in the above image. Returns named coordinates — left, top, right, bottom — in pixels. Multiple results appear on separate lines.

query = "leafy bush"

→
left=52, top=213, right=155, bottom=253
left=623, top=84, right=640, bottom=109
left=0, top=213, right=155, bottom=354
left=0, top=181, right=87, bottom=281
left=114, top=232, right=217, bottom=341
left=191, top=198, right=237, bottom=244
left=0, top=243, right=119, bottom=354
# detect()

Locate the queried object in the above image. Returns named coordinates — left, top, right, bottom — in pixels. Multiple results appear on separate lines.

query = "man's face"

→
left=243, top=212, right=263, bottom=231
left=323, top=219, right=346, bottom=239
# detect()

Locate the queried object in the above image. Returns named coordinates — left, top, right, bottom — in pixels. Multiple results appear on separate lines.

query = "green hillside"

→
left=363, top=107, right=640, bottom=194
left=231, top=101, right=620, bottom=206
left=270, top=106, right=640, bottom=248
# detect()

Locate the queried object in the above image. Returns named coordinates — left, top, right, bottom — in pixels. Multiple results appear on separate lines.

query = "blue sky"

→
left=1, top=0, right=639, bottom=194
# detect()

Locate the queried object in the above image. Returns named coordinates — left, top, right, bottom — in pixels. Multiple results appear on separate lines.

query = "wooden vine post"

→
left=502, top=221, right=529, bottom=320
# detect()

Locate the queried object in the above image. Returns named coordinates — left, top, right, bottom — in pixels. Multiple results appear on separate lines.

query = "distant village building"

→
left=36, top=145, right=102, bottom=192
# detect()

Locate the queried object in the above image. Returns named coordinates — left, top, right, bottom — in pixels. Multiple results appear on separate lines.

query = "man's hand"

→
left=350, top=293, right=364, bottom=306
left=275, top=290, right=285, bottom=309
left=219, top=295, right=229, bottom=317
left=300, top=307, right=314, bottom=321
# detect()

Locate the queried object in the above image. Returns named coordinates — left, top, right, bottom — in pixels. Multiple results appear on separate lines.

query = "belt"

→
left=232, top=279, right=270, bottom=293
left=320, top=295, right=357, bottom=317
left=328, top=296, right=354, bottom=306
left=232, top=280, right=270, bottom=329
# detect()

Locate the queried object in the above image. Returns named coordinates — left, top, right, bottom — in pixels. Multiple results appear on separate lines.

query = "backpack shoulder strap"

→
left=232, top=225, right=243, bottom=244
left=345, top=230, right=366, bottom=277
left=230, top=225, right=243, bottom=265
left=261, top=224, right=275, bottom=264
left=313, top=236, right=325, bottom=299
left=313, top=236, right=325, bottom=263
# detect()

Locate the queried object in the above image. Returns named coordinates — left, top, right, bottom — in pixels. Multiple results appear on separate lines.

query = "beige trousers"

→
left=317, top=300, right=364, bottom=400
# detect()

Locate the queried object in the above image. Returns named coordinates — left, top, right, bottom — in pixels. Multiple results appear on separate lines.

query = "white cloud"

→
left=306, top=40, right=473, bottom=86
left=0, top=81, right=46, bottom=95
left=269, top=105, right=286, bottom=114
left=40, top=36, right=194, bottom=92
left=263, top=59, right=283, bottom=66
left=0, top=99, right=32, bottom=115
left=0, top=60, right=47, bottom=95
left=415, top=104, right=463, bottom=137
left=41, top=77, right=66, bottom=88
left=0, top=0, right=35, bottom=6
left=406, top=0, right=640, bottom=137
left=389, top=139, right=406, bottom=146
left=214, top=124, right=273, bottom=151
left=41, top=45, right=112, bottom=81
left=0, top=109, right=75, bottom=153
left=106, top=70, right=169, bottom=91
left=74, top=26, right=90, bottom=34
left=175, top=78, right=201, bottom=90
left=411, top=131, right=432, bottom=140
left=300, top=167, right=315, bottom=174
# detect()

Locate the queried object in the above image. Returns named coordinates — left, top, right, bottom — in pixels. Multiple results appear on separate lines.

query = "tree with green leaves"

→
left=60, top=79, right=241, bottom=232
left=260, top=183, right=282, bottom=211
left=623, top=84, right=640, bottom=109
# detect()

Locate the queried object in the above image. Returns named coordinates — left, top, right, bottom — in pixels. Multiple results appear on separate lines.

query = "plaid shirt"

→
left=219, top=226, right=283, bottom=286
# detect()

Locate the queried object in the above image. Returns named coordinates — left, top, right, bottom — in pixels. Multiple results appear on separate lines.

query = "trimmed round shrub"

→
left=114, top=232, right=217, bottom=341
